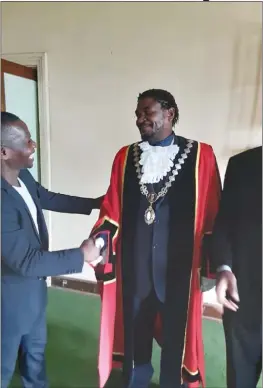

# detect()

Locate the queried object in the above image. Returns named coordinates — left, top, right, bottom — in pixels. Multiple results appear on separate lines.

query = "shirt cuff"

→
left=217, top=265, right=232, bottom=273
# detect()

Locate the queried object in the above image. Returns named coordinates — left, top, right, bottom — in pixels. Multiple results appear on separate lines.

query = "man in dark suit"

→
left=212, top=146, right=262, bottom=388
left=1, top=112, right=104, bottom=388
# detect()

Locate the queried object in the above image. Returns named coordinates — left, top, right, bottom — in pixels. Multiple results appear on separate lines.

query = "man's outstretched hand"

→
left=216, top=270, right=240, bottom=312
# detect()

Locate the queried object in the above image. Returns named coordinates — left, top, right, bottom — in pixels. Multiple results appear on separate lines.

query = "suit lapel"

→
left=19, top=174, right=48, bottom=236
left=18, top=173, right=49, bottom=248
left=1, top=176, right=42, bottom=244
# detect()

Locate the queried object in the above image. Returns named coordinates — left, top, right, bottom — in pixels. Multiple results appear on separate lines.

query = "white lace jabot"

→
left=139, top=140, right=179, bottom=184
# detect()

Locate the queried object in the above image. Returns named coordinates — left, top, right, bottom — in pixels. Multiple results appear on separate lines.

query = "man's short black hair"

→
left=1, top=111, right=20, bottom=125
left=1, top=112, right=22, bottom=148
left=138, top=89, right=179, bottom=126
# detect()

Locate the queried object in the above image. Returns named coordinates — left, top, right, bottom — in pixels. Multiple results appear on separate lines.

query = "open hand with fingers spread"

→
left=216, top=271, right=240, bottom=312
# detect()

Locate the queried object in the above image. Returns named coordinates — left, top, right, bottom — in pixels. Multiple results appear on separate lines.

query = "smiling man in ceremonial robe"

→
left=90, top=89, right=221, bottom=388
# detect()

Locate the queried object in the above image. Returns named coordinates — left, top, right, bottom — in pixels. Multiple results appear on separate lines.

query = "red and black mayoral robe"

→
left=91, top=135, right=221, bottom=388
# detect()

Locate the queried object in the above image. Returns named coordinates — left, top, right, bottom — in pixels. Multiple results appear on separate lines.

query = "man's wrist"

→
left=93, top=196, right=104, bottom=209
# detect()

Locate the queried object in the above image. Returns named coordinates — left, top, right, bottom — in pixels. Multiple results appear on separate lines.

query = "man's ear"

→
left=1, top=146, right=9, bottom=160
left=167, top=107, right=175, bottom=123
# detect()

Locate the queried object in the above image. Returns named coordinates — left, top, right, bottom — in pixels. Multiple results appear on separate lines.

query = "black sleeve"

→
left=211, top=157, right=238, bottom=269
left=2, top=204, right=84, bottom=278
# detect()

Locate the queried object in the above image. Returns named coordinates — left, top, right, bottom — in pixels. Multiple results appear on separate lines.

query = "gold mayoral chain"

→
left=133, top=139, right=194, bottom=225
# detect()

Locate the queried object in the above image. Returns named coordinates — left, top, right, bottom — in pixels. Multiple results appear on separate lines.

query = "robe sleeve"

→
left=90, top=146, right=128, bottom=282
left=200, top=146, right=222, bottom=285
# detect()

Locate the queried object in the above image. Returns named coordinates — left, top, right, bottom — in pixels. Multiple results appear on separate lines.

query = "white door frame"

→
left=2, top=52, right=52, bottom=286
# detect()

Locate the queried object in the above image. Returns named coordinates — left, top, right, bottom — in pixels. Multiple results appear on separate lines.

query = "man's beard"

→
left=141, top=122, right=164, bottom=142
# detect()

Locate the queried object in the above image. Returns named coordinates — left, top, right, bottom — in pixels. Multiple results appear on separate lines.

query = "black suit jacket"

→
left=1, top=168, right=104, bottom=278
left=212, top=146, right=262, bottom=323
left=1, top=169, right=103, bottom=334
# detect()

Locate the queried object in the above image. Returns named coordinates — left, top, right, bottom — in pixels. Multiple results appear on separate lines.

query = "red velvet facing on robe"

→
left=91, top=142, right=221, bottom=388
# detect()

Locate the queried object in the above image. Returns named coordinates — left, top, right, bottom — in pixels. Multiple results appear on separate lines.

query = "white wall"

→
left=2, top=2, right=262, bottom=285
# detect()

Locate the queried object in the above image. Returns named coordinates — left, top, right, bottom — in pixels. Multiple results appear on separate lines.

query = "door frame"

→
left=2, top=52, right=52, bottom=285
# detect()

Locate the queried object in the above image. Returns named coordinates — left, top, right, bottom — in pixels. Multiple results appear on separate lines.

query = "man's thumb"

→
left=229, top=279, right=240, bottom=302
left=216, top=280, right=227, bottom=304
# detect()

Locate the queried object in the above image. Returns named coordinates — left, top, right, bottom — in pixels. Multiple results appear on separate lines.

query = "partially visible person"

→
left=212, top=146, right=262, bottom=388
left=1, top=112, right=104, bottom=388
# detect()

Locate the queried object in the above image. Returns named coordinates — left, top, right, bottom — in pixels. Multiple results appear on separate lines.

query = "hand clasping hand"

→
left=80, top=237, right=103, bottom=266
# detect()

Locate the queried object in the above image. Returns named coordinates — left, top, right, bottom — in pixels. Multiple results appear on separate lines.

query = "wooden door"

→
left=1, top=59, right=37, bottom=111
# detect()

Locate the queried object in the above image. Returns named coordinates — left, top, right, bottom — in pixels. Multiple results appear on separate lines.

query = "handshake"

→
left=80, top=237, right=105, bottom=266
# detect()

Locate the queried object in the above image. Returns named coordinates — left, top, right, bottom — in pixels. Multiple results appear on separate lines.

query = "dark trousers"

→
left=130, top=289, right=187, bottom=388
left=223, top=310, right=262, bottom=388
left=1, top=308, right=48, bottom=388
left=133, top=289, right=162, bottom=366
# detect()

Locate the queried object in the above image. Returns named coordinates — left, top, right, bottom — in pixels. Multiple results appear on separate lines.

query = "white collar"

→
left=138, top=139, right=179, bottom=184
